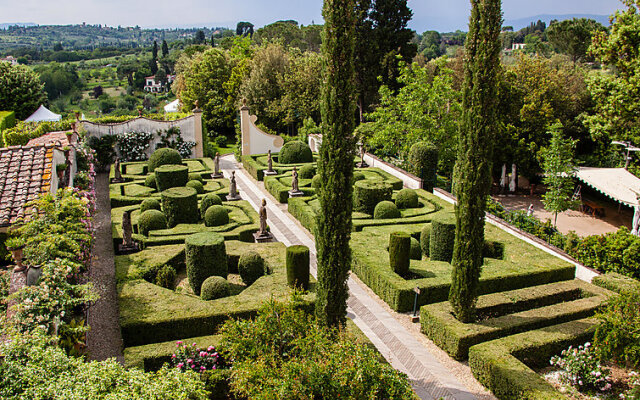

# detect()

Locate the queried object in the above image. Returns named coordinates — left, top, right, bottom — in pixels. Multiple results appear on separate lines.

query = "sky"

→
left=0, top=0, right=624, bottom=32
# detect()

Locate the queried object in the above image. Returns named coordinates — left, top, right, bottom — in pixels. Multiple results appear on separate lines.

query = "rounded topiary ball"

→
left=140, top=198, right=161, bottom=213
left=278, top=140, right=313, bottom=164
left=299, top=164, right=316, bottom=179
left=410, top=237, right=422, bottom=260
left=200, top=193, right=223, bottom=217
left=408, top=141, right=438, bottom=191
left=200, top=276, right=231, bottom=300
left=187, top=180, right=205, bottom=194
left=205, top=205, right=229, bottom=227
left=374, top=200, right=401, bottom=219
left=138, top=209, right=167, bottom=236
left=155, top=164, right=189, bottom=192
left=144, top=173, right=157, bottom=189
left=238, top=251, right=266, bottom=286
left=353, top=172, right=366, bottom=182
left=148, top=148, right=182, bottom=172
left=395, top=188, right=419, bottom=209
left=188, top=173, right=204, bottom=182
left=311, top=174, right=322, bottom=190
left=354, top=180, right=393, bottom=215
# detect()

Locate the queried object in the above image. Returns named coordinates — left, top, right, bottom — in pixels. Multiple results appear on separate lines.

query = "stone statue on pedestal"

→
left=291, top=167, right=299, bottom=192
left=264, top=150, right=277, bottom=176
left=253, top=198, right=274, bottom=242
left=118, top=210, right=138, bottom=254
left=213, top=152, right=223, bottom=178
left=112, top=157, right=124, bottom=183
left=227, top=171, right=241, bottom=201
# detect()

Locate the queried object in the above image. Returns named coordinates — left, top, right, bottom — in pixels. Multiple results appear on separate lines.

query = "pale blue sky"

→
left=0, top=0, right=624, bottom=32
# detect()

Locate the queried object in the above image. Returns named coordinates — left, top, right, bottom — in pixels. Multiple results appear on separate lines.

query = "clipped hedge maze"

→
left=241, top=151, right=320, bottom=182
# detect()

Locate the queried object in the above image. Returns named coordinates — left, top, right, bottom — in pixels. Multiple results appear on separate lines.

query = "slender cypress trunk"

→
left=315, top=0, right=357, bottom=328
left=449, top=0, right=502, bottom=323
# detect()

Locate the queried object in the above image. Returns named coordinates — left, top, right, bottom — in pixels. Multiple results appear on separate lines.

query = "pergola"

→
left=574, top=167, right=640, bottom=235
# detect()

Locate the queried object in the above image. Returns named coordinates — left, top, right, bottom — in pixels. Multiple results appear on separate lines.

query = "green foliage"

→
left=395, top=188, right=419, bottom=209
left=186, top=179, right=205, bottom=194
left=572, top=227, right=640, bottom=279
left=540, top=122, right=578, bottom=225
left=546, top=18, right=607, bottom=63
left=188, top=173, right=204, bottom=182
left=144, top=173, right=157, bottom=189
left=594, top=289, right=640, bottom=368
left=592, top=272, right=640, bottom=294
left=200, top=276, right=231, bottom=300
left=87, top=135, right=117, bottom=172
left=483, top=240, right=505, bottom=260
left=353, top=171, right=365, bottom=182
left=315, top=0, right=357, bottom=328
left=148, top=147, right=182, bottom=172
left=550, top=342, right=612, bottom=391
left=140, top=198, right=161, bottom=214
left=155, top=127, right=196, bottom=159
left=0, top=62, right=46, bottom=120
left=200, top=193, right=223, bottom=218
left=311, top=174, right=322, bottom=189
left=408, top=142, right=439, bottom=191
left=420, top=224, right=431, bottom=257
left=161, top=187, right=199, bottom=228
left=0, top=111, right=16, bottom=132
left=185, top=232, right=227, bottom=295
left=430, top=214, right=456, bottom=263
left=219, top=298, right=417, bottom=399
left=155, top=164, right=189, bottom=192
left=4, top=120, right=74, bottom=147
left=374, top=200, right=401, bottom=219
left=138, top=210, right=167, bottom=236
left=353, top=180, right=393, bottom=214
left=278, top=140, right=313, bottom=164
left=286, top=245, right=310, bottom=290
left=450, top=0, right=502, bottom=323
left=389, top=232, right=411, bottom=276
left=298, top=164, right=316, bottom=179
left=238, top=251, right=266, bottom=286
left=204, top=205, right=229, bottom=227
left=155, top=265, right=177, bottom=290
left=410, top=237, right=421, bottom=260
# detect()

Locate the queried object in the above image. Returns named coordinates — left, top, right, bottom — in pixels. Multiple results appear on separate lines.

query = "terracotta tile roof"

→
left=26, top=130, right=72, bottom=147
left=0, top=145, right=54, bottom=227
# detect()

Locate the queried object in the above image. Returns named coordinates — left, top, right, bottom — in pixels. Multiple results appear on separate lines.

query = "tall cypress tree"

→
left=315, top=0, right=357, bottom=328
left=449, top=0, right=502, bottom=323
left=161, top=40, right=169, bottom=57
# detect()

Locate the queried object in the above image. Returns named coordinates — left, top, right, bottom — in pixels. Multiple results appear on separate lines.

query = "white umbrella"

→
left=632, top=206, right=640, bottom=236
left=509, top=164, right=517, bottom=192
left=499, top=164, right=507, bottom=189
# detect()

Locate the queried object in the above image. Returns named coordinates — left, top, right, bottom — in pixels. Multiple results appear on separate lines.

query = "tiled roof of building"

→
left=0, top=145, right=54, bottom=227
left=26, top=130, right=72, bottom=147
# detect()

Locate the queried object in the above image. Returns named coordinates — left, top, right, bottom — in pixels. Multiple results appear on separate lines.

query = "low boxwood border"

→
left=468, top=318, right=599, bottom=400
left=264, top=173, right=316, bottom=203
left=592, top=272, right=640, bottom=294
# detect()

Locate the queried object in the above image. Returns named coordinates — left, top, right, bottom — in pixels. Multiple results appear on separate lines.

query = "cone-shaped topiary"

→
left=410, top=237, right=422, bottom=260
left=430, top=214, right=456, bottom=262
left=395, top=188, right=419, bottom=209
left=148, top=147, right=182, bottom=172
left=354, top=180, right=392, bottom=214
left=408, top=142, right=438, bottom=191
left=200, top=276, right=231, bottom=300
left=278, top=140, right=313, bottom=164
left=144, top=173, right=157, bottom=189
left=200, top=193, right=222, bottom=217
left=374, top=201, right=401, bottom=219
left=188, top=173, right=204, bottom=182
left=155, top=164, right=189, bottom=192
left=204, top=205, right=229, bottom=227
left=140, top=198, right=161, bottom=213
left=186, top=179, right=205, bottom=194
left=185, top=232, right=227, bottom=295
left=389, top=232, right=411, bottom=276
left=286, top=245, right=310, bottom=290
left=238, top=251, right=266, bottom=286
left=138, top=209, right=167, bottom=236
left=420, top=224, right=431, bottom=257
left=299, top=164, right=316, bottom=179
left=311, top=174, right=322, bottom=189
left=161, top=187, right=199, bottom=228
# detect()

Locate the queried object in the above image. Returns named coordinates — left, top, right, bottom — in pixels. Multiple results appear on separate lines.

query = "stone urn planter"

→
left=6, top=242, right=26, bottom=272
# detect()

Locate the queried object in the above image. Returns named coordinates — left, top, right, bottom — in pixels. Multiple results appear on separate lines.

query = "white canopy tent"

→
left=574, top=167, right=640, bottom=235
left=24, top=105, right=61, bottom=122
left=164, top=99, right=181, bottom=113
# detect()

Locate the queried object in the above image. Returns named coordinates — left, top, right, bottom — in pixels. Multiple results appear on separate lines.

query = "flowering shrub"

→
left=550, top=342, right=612, bottom=392
left=621, top=371, right=640, bottom=400
left=170, top=341, right=221, bottom=373
left=156, top=127, right=196, bottom=158
left=116, top=131, right=153, bottom=161
left=594, top=289, right=640, bottom=368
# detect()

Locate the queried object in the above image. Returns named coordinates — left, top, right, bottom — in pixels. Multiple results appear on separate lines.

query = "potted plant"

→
left=66, top=130, right=74, bottom=144
left=5, top=236, right=26, bottom=272
left=56, top=163, right=68, bottom=179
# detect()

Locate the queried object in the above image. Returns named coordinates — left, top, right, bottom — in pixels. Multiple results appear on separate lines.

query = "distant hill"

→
left=504, top=14, right=611, bottom=31
left=0, top=22, right=36, bottom=30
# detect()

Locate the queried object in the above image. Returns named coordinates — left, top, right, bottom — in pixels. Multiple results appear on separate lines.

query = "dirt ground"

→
left=494, top=193, right=632, bottom=237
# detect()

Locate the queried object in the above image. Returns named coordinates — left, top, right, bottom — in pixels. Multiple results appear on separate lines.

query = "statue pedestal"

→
left=264, top=170, right=278, bottom=176
left=253, top=232, right=274, bottom=243
left=356, top=161, right=369, bottom=168
left=288, top=190, right=305, bottom=198
left=226, top=193, right=242, bottom=201
left=212, top=172, right=224, bottom=179
left=118, top=243, right=139, bottom=255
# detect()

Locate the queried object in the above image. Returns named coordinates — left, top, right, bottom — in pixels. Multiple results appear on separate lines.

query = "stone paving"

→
left=222, top=155, right=480, bottom=400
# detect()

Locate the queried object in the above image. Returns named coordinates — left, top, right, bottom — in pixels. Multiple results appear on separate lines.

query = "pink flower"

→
left=200, top=366, right=206, bottom=371
left=171, top=354, right=176, bottom=358
left=207, top=346, right=215, bottom=352
left=176, top=341, right=183, bottom=345
left=187, top=358, right=193, bottom=364
left=199, top=351, right=207, bottom=357
left=176, top=363, right=184, bottom=368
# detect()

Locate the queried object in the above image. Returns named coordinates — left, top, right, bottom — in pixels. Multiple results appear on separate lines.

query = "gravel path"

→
left=86, top=172, right=124, bottom=363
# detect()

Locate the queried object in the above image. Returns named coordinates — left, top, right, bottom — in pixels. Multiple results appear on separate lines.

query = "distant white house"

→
left=144, top=74, right=176, bottom=93
left=512, top=43, right=526, bottom=51
left=1, top=56, right=18, bottom=66
left=164, top=99, right=181, bottom=113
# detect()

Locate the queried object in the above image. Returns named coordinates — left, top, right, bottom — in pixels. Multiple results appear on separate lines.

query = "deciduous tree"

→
left=0, top=62, right=46, bottom=120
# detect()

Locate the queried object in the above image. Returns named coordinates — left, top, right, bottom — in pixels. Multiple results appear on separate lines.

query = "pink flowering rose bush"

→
left=170, top=341, right=222, bottom=373
left=550, top=342, right=612, bottom=392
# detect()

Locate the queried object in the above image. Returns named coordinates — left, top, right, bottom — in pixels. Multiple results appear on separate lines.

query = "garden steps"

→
left=421, top=280, right=613, bottom=360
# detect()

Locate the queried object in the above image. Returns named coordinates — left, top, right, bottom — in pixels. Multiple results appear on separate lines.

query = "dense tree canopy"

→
left=0, top=62, right=46, bottom=119
left=547, top=18, right=607, bottom=63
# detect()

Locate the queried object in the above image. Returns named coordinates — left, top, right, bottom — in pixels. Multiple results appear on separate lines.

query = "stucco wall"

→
left=240, top=106, right=284, bottom=155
